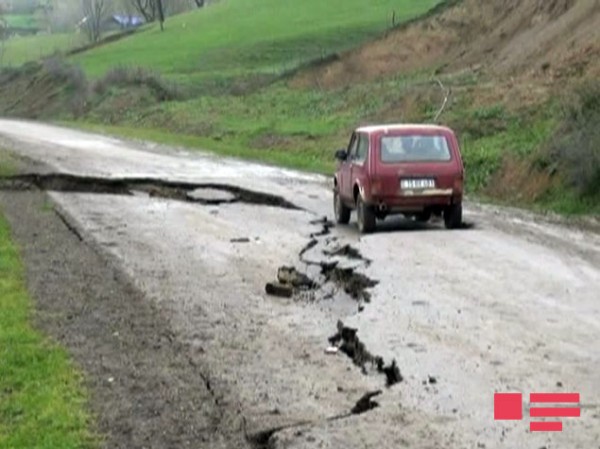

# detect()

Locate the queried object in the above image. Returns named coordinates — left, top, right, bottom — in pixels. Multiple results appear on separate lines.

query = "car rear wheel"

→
left=444, top=203, right=463, bottom=229
left=334, top=191, right=351, bottom=224
left=356, top=196, right=376, bottom=234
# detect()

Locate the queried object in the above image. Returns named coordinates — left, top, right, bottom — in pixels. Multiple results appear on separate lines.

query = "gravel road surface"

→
left=0, top=119, right=598, bottom=449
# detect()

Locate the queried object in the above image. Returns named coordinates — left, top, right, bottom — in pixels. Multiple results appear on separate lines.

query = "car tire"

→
left=444, top=203, right=463, bottom=229
left=356, top=196, right=376, bottom=234
left=334, top=191, right=351, bottom=224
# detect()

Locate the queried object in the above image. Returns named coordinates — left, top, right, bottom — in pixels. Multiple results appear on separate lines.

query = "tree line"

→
left=1, top=0, right=208, bottom=44
left=80, top=0, right=206, bottom=41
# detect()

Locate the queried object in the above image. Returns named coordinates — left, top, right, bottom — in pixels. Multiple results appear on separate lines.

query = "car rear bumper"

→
left=369, top=190, right=461, bottom=213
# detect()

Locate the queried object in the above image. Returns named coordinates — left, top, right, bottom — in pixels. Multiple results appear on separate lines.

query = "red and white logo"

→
left=494, top=392, right=581, bottom=432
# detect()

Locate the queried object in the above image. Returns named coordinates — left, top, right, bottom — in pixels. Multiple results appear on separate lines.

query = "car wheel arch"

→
left=353, top=184, right=361, bottom=203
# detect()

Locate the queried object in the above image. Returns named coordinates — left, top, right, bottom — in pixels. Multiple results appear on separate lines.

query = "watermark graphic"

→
left=494, top=392, right=580, bottom=432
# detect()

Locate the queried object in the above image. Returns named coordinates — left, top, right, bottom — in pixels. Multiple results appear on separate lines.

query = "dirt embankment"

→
left=291, top=0, right=600, bottom=89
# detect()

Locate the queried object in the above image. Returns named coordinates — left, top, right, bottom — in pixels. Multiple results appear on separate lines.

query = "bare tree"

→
left=81, top=0, right=111, bottom=43
left=129, top=0, right=166, bottom=29
left=39, top=0, right=55, bottom=33
left=130, top=0, right=156, bottom=22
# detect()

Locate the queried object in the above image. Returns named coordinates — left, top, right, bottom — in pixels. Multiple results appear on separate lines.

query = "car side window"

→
left=347, top=133, right=358, bottom=158
left=355, top=134, right=369, bottom=164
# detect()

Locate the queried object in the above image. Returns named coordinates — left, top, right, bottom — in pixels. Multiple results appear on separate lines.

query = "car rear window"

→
left=380, top=135, right=452, bottom=163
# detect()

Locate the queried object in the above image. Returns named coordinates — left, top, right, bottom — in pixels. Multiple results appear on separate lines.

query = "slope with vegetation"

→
left=0, top=0, right=599, bottom=214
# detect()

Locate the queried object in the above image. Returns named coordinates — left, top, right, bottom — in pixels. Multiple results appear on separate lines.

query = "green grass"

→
left=5, top=15, right=39, bottom=30
left=460, top=119, right=554, bottom=191
left=73, top=0, right=440, bottom=80
left=1, top=33, right=85, bottom=67
left=0, top=212, right=95, bottom=449
left=79, top=73, right=556, bottom=187
left=71, top=121, right=337, bottom=174
left=536, top=188, right=600, bottom=215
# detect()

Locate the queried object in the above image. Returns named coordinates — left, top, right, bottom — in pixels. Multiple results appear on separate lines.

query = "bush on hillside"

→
left=549, top=80, right=600, bottom=196
left=42, top=56, right=89, bottom=117
left=93, top=66, right=181, bottom=102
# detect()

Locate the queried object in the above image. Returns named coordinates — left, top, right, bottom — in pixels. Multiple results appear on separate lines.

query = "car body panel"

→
left=334, top=124, right=464, bottom=214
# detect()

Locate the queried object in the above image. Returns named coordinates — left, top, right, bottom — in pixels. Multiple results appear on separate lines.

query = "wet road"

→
left=1, top=119, right=599, bottom=448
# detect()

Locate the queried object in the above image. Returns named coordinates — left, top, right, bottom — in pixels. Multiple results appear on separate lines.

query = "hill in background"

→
left=293, top=0, right=600, bottom=88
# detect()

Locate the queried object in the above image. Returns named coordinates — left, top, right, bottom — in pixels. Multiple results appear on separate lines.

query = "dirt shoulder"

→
left=0, top=186, right=248, bottom=448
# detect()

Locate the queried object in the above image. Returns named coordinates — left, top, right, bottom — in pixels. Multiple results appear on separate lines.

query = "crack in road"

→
left=320, top=262, right=379, bottom=303
left=245, top=389, right=384, bottom=448
left=0, top=173, right=302, bottom=210
left=53, top=207, right=84, bottom=241
left=295, top=217, right=379, bottom=303
left=329, top=320, right=403, bottom=387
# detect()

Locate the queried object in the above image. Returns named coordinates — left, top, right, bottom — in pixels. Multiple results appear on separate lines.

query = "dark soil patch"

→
left=0, top=191, right=249, bottom=449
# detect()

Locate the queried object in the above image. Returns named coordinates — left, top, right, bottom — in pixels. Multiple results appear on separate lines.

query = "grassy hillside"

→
left=73, top=0, right=440, bottom=83
left=5, top=14, right=38, bottom=29
left=1, top=0, right=598, bottom=215
left=1, top=33, right=85, bottom=67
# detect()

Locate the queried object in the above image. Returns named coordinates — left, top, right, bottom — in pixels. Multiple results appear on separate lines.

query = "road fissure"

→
left=0, top=173, right=302, bottom=210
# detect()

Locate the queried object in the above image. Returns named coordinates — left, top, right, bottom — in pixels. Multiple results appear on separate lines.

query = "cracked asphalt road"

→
left=0, top=119, right=599, bottom=448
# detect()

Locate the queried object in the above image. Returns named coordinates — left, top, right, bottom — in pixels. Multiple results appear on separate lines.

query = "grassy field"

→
left=5, top=14, right=39, bottom=29
left=73, top=0, right=439, bottom=80
left=1, top=33, right=85, bottom=67
left=0, top=200, right=94, bottom=449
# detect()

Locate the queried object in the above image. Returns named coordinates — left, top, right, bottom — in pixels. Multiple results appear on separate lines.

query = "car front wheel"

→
left=444, top=203, right=463, bottom=229
left=356, top=196, right=376, bottom=234
left=334, top=191, right=351, bottom=224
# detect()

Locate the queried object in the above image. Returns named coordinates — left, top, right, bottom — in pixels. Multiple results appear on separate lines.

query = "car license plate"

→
left=401, top=178, right=435, bottom=190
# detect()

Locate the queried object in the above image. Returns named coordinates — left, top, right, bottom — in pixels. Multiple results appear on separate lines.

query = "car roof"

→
left=355, top=124, right=453, bottom=134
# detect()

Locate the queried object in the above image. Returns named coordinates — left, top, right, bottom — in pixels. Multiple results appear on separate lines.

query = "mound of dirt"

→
left=291, top=0, right=600, bottom=89
left=0, top=59, right=88, bottom=119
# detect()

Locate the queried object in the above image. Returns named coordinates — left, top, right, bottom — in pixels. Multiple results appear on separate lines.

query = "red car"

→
left=333, top=124, right=465, bottom=233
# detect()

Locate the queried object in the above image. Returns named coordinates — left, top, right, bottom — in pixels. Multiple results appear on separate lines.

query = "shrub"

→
left=549, top=80, right=600, bottom=196
left=42, top=56, right=89, bottom=117
left=93, top=66, right=182, bottom=102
